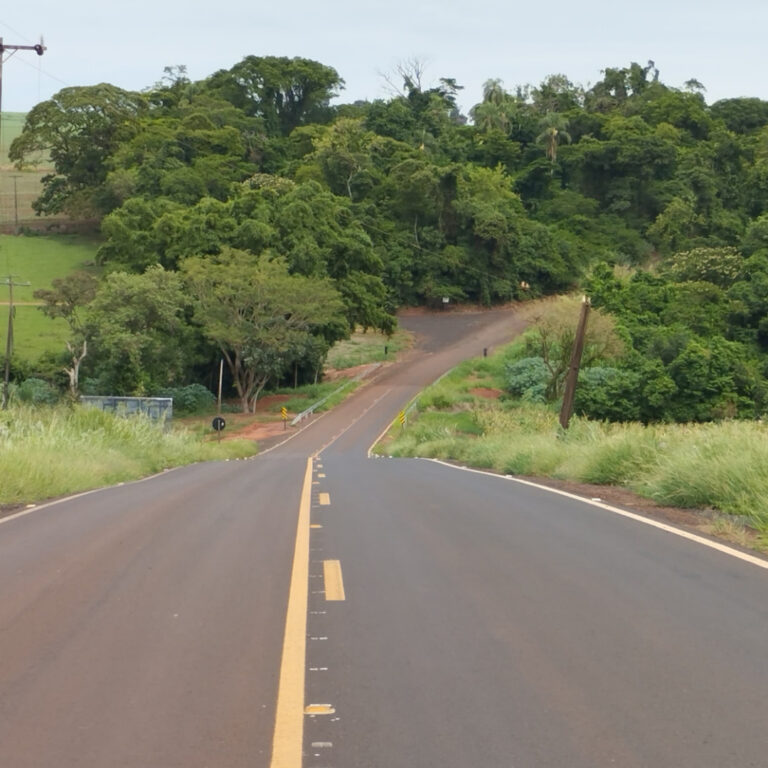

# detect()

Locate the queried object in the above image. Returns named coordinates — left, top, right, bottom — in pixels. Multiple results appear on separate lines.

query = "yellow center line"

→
left=323, top=560, right=346, bottom=601
left=269, top=457, right=313, bottom=768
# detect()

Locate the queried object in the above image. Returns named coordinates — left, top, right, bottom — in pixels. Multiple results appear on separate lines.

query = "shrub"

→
left=505, top=357, right=549, bottom=401
left=157, top=384, right=215, bottom=415
left=16, top=378, right=59, bottom=405
left=574, top=366, right=642, bottom=422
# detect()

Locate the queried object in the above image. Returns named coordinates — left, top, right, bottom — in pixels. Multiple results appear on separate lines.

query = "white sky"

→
left=1, top=1, right=767, bottom=115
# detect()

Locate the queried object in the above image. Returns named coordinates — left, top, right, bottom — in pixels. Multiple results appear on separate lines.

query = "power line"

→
left=0, top=35, right=46, bottom=154
left=11, top=51, right=69, bottom=88
left=0, top=22, right=34, bottom=45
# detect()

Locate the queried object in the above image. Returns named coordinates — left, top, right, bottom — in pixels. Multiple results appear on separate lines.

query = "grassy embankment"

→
left=0, top=404, right=256, bottom=507
left=1, top=327, right=412, bottom=505
left=0, top=233, right=101, bottom=359
left=378, top=339, right=768, bottom=540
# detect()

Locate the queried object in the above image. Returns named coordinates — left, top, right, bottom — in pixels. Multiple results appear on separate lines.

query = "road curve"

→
left=2, top=306, right=767, bottom=768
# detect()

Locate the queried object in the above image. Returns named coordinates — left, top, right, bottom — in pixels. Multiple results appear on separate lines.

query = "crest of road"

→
left=1, top=308, right=767, bottom=768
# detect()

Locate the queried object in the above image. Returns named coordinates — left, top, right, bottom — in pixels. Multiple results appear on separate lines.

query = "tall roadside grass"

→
left=0, top=405, right=257, bottom=505
left=326, top=327, right=412, bottom=369
left=380, top=346, right=768, bottom=537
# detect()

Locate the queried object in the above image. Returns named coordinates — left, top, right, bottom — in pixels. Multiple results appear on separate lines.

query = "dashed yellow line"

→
left=318, top=492, right=330, bottom=506
left=323, top=560, right=346, bottom=601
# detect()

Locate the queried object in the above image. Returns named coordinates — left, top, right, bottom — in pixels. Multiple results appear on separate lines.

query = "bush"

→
left=505, top=357, right=549, bottom=401
left=574, top=366, right=642, bottom=422
left=157, top=384, right=215, bottom=415
left=16, top=378, right=59, bottom=405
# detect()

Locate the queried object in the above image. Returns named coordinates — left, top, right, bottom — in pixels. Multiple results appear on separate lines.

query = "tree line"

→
left=10, top=56, right=768, bottom=419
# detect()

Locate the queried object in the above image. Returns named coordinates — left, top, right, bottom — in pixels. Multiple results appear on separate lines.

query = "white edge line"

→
left=425, top=458, right=768, bottom=572
left=1, top=365, right=391, bottom=526
left=0, top=464, right=187, bottom=527
left=365, top=364, right=461, bottom=458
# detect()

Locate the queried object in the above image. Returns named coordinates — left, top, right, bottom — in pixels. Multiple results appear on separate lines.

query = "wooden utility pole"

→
left=559, top=296, right=590, bottom=430
left=0, top=37, right=46, bottom=156
left=1, top=275, right=31, bottom=409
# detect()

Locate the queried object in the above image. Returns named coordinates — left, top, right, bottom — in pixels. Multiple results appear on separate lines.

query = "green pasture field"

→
left=1, top=112, right=54, bottom=229
left=0, top=113, right=28, bottom=164
left=2, top=305, right=69, bottom=361
left=0, top=233, right=100, bottom=301
left=0, top=233, right=101, bottom=360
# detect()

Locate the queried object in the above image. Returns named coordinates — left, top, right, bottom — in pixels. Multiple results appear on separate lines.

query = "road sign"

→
left=212, top=416, right=226, bottom=432
left=398, top=410, right=406, bottom=426
left=281, top=406, right=288, bottom=419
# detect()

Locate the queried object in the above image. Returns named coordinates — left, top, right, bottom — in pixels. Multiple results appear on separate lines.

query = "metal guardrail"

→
left=290, top=363, right=381, bottom=426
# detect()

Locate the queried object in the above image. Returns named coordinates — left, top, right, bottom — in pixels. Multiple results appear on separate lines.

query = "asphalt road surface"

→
left=1, top=307, right=767, bottom=768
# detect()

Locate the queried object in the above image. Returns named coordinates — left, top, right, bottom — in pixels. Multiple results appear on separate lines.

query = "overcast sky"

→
left=1, top=1, right=767, bottom=116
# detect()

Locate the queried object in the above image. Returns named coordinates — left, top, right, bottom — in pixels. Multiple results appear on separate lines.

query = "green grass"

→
left=271, top=377, right=361, bottom=413
left=5, top=305, right=70, bottom=361
left=0, top=234, right=101, bottom=361
left=1, top=112, right=55, bottom=229
left=0, top=233, right=100, bottom=301
left=0, top=113, right=30, bottom=165
left=379, top=343, right=768, bottom=537
left=0, top=404, right=258, bottom=506
left=326, top=327, right=412, bottom=369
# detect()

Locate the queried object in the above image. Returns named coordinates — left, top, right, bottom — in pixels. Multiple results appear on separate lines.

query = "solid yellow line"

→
left=269, top=457, right=313, bottom=768
left=323, top=560, right=346, bottom=601
left=318, top=492, right=330, bottom=506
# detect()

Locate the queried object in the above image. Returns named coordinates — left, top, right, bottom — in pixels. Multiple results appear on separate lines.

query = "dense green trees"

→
left=9, top=85, right=147, bottom=216
left=13, top=54, right=768, bottom=422
left=181, top=249, right=347, bottom=412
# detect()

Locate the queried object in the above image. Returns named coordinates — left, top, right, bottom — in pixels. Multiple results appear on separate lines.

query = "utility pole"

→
left=1, top=275, right=31, bottom=409
left=559, top=296, right=590, bottom=430
left=11, top=174, right=21, bottom=232
left=0, top=37, right=46, bottom=157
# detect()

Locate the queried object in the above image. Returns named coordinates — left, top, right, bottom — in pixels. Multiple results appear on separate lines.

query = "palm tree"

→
left=470, top=79, right=512, bottom=133
left=536, top=112, right=572, bottom=166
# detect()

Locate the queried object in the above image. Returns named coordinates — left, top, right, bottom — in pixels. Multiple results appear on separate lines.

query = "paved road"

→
left=1, top=307, right=767, bottom=767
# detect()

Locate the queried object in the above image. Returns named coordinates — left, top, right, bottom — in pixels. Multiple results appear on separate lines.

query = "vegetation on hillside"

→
left=4, top=56, right=768, bottom=423
left=380, top=339, right=768, bottom=539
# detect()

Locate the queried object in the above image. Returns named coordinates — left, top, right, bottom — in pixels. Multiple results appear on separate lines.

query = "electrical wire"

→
left=10, top=53, right=70, bottom=88
left=0, top=21, right=35, bottom=44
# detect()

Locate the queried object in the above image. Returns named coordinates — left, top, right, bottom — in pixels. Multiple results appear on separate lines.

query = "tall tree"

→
left=537, top=113, right=572, bottom=166
left=9, top=84, right=147, bottom=216
left=34, top=272, right=99, bottom=394
left=206, top=56, right=344, bottom=136
left=83, top=266, right=194, bottom=395
left=182, top=248, right=348, bottom=412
